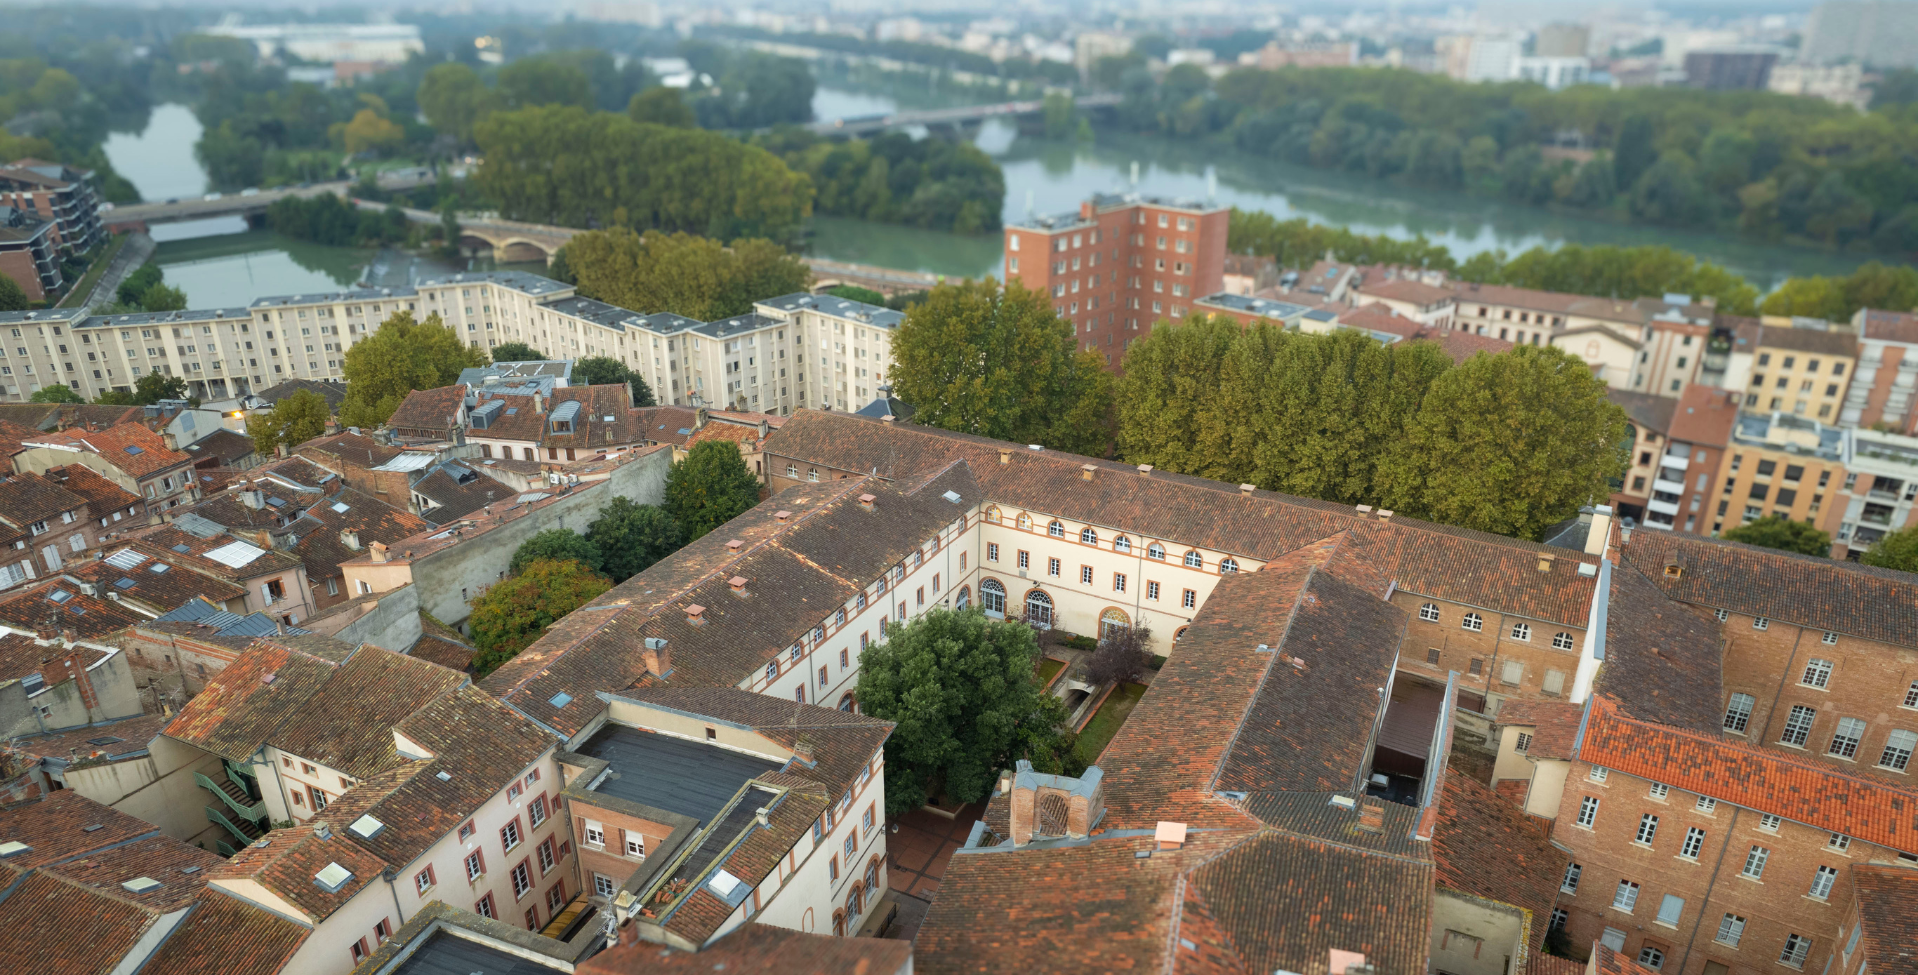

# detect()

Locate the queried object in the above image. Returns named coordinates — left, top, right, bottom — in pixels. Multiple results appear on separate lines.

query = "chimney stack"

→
left=340, top=530, right=360, bottom=551
left=1357, top=801, right=1385, bottom=834
left=1154, top=820, right=1187, bottom=850
left=726, top=538, right=744, bottom=553
left=858, top=493, right=876, bottom=510
left=241, top=490, right=265, bottom=510
left=774, top=510, right=792, bottom=524
left=1536, top=552, right=1556, bottom=573
left=162, top=432, right=179, bottom=451
left=1240, top=483, right=1255, bottom=499
left=1007, top=760, right=1105, bottom=847
left=369, top=541, right=389, bottom=564
left=791, top=738, right=816, bottom=764
left=998, top=449, right=1012, bottom=465
left=1080, top=464, right=1096, bottom=481
left=685, top=604, right=706, bottom=624
left=277, top=443, right=289, bottom=459
left=1137, top=464, right=1153, bottom=476
left=640, top=637, right=671, bottom=677
left=729, top=575, right=747, bottom=594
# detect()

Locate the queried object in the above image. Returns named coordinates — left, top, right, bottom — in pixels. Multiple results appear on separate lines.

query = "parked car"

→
left=204, top=192, right=222, bottom=201
left=240, top=187, right=260, bottom=196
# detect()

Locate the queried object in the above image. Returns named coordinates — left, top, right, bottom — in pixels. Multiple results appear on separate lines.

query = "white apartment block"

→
left=0, top=274, right=903, bottom=415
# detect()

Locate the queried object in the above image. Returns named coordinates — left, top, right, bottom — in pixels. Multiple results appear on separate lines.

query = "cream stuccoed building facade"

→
left=0, top=272, right=901, bottom=413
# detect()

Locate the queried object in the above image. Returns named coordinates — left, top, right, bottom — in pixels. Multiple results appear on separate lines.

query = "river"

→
left=101, top=90, right=1885, bottom=310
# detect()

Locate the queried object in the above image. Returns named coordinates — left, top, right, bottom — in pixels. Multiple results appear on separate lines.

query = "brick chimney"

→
left=640, top=636, right=670, bottom=678
left=162, top=432, right=178, bottom=451
left=1007, top=760, right=1104, bottom=847
left=369, top=541, right=389, bottom=564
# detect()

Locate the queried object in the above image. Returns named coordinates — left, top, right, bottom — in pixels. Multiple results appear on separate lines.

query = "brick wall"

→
left=1391, top=589, right=1585, bottom=717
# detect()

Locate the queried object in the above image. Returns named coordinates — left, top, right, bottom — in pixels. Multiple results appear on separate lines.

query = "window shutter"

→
left=1501, top=660, right=1524, bottom=684
left=1542, top=669, right=1566, bottom=695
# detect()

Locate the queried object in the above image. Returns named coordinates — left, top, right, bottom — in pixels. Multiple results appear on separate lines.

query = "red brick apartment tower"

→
left=1003, top=194, right=1229, bottom=366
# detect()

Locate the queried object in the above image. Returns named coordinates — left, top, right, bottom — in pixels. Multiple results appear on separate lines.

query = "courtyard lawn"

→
left=1072, top=682, right=1148, bottom=765
left=1037, top=656, right=1066, bottom=690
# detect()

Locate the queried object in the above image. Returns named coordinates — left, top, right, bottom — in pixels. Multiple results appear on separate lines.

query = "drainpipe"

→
left=385, top=868, right=407, bottom=926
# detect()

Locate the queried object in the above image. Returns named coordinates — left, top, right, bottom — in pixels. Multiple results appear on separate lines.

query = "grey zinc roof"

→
left=756, top=293, right=905, bottom=328
left=71, top=307, right=252, bottom=329
left=696, top=312, right=783, bottom=339
left=414, top=270, right=571, bottom=298
left=541, top=296, right=633, bottom=330
left=251, top=286, right=417, bottom=307
left=0, top=308, right=88, bottom=326
left=152, top=596, right=309, bottom=637
left=1197, top=293, right=1312, bottom=318
left=577, top=725, right=784, bottom=824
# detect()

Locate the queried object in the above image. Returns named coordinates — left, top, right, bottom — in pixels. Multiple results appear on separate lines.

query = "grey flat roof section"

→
left=579, top=726, right=783, bottom=825
left=390, top=932, right=568, bottom=975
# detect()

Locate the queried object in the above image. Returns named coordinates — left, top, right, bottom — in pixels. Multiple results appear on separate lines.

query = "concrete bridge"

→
left=807, top=92, right=1122, bottom=137
left=102, top=171, right=434, bottom=231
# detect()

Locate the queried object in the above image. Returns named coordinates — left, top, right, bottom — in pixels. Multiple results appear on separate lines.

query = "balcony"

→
left=1647, top=498, right=1681, bottom=516
left=1653, top=477, right=1687, bottom=496
left=1660, top=452, right=1690, bottom=471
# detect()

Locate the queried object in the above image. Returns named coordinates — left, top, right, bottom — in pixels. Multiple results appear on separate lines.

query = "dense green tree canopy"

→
left=340, top=311, right=488, bottom=428
left=497, top=56, right=593, bottom=110
left=1758, top=263, right=1918, bottom=321
left=1859, top=524, right=1918, bottom=572
left=627, top=86, right=695, bottom=128
left=469, top=558, right=612, bottom=677
left=890, top=280, right=1114, bottom=457
left=0, top=274, right=26, bottom=312
left=856, top=608, right=1075, bottom=814
left=585, top=497, right=685, bottom=583
left=1374, top=344, right=1628, bottom=539
left=245, top=389, right=329, bottom=455
left=418, top=63, right=497, bottom=144
left=571, top=355, right=656, bottom=407
left=29, top=383, right=83, bottom=403
left=473, top=106, right=812, bottom=243
left=826, top=285, right=886, bottom=306
left=510, top=528, right=603, bottom=576
left=664, top=440, right=762, bottom=542
left=1723, top=515, right=1833, bottom=557
left=265, top=193, right=411, bottom=247
left=563, top=228, right=812, bottom=322
left=133, top=372, right=190, bottom=405
left=489, top=341, right=545, bottom=362
left=754, top=130, right=1005, bottom=234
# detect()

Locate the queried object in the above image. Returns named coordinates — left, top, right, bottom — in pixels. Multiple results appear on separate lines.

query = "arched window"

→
left=1462, top=612, right=1483, bottom=632
left=1553, top=631, right=1576, bottom=650
left=1147, top=542, right=1165, bottom=560
left=865, top=858, right=880, bottom=892
left=847, top=884, right=864, bottom=919
left=1220, top=558, right=1239, bottom=574
left=1184, top=551, right=1203, bottom=569
left=1510, top=622, right=1531, bottom=641
left=835, top=609, right=846, bottom=626
left=1017, top=513, right=1032, bottom=530
left=1100, top=608, right=1130, bottom=638
left=981, top=579, right=1006, bottom=618
left=1114, top=535, right=1132, bottom=553
left=1419, top=603, right=1440, bottom=622
left=838, top=693, right=856, bottom=712
left=1080, top=527, right=1098, bottom=545
left=1048, top=520, right=1065, bottom=538
left=856, top=592, right=867, bottom=610
left=1025, top=590, right=1053, bottom=629
left=832, top=912, right=846, bottom=937
left=954, top=585, right=971, bottom=609
left=986, top=506, right=1002, bottom=523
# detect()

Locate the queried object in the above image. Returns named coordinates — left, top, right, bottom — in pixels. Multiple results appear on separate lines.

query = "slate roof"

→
left=1756, top=324, right=1859, bottom=358
left=0, top=473, right=86, bottom=525
left=1592, top=561, right=1724, bottom=733
left=1432, top=774, right=1568, bottom=952
left=1578, top=695, right=1918, bottom=854
left=41, top=465, right=141, bottom=516
left=161, top=642, right=343, bottom=762
left=138, top=890, right=311, bottom=975
left=577, top=922, right=912, bottom=974
left=386, top=385, right=467, bottom=434
left=1607, top=389, right=1679, bottom=435
left=1849, top=864, right=1918, bottom=975
left=480, top=472, right=977, bottom=737
left=1492, top=700, right=1584, bottom=761
left=1620, top=529, right=1918, bottom=650
left=207, top=824, right=386, bottom=922
left=267, top=645, right=466, bottom=778
left=295, top=430, right=404, bottom=469
left=181, top=428, right=259, bottom=467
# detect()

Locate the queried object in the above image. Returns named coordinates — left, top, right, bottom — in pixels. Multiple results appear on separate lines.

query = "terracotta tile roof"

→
left=1665, top=385, right=1742, bottom=447
left=1849, top=864, right=1918, bottom=975
left=0, top=577, right=148, bottom=639
left=1528, top=951, right=1586, bottom=975
left=1453, top=283, right=1648, bottom=324
left=635, top=405, right=702, bottom=446
left=287, top=488, right=429, bottom=584
left=41, top=833, right=222, bottom=912
left=1607, top=389, right=1679, bottom=434
left=8, top=712, right=173, bottom=765
left=0, top=871, right=161, bottom=975
left=1593, top=561, right=1723, bottom=733
left=386, top=385, right=468, bottom=434
left=208, top=824, right=387, bottom=922
left=1492, top=700, right=1584, bottom=760
left=138, top=889, right=310, bottom=975
left=69, top=554, right=250, bottom=612
left=408, top=625, right=475, bottom=672
left=295, top=430, right=404, bottom=469
left=162, top=642, right=342, bottom=762
left=0, top=417, right=46, bottom=456
left=1335, top=303, right=1421, bottom=338
left=41, top=465, right=140, bottom=516
left=181, top=428, right=259, bottom=467
left=58, top=404, right=146, bottom=431
left=579, top=921, right=911, bottom=974
left=49, top=423, right=193, bottom=479
left=0, top=472, right=86, bottom=525
left=1358, top=277, right=1456, bottom=306
left=0, top=791, right=157, bottom=869
left=124, top=524, right=306, bottom=582
left=543, top=385, right=647, bottom=450
left=411, top=464, right=511, bottom=524
left=312, top=685, right=553, bottom=870
left=480, top=473, right=978, bottom=737
left=1415, top=326, right=1516, bottom=364
left=1861, top=309, right=1918, bottom=346
left=1620, top=529, right=1918, bottom=650
left=1756, top=324, right=1858, bottom=358
left=268, top=645, right=465, bottom=778
left=1433, top=774, right=1568, bottom=952
left=1578, top=695, right=1918, bottom=854
left=1332, top=518, right=1597, bottom=627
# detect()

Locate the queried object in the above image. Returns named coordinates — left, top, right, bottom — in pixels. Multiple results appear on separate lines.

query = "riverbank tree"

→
left=754, top=129, right=1005, bottom=234
left=561, top=228, right=811, bottom=322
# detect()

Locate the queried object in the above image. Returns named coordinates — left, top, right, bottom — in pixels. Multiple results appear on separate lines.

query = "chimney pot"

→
left=276, top=443, right=289, bottom=459
left=369, top=540, right=389, bottom=564
left=162, top=432, right=178, bottom=451
left=729, top=575, right=748, bottom=593
left=774, top=510, right=792, bottom=524
left=1081, top=464, right=1096, bottom=481
left=685, top=604, right=705, bottom=623
left=858, top=493, right=876, bottom=509
left=1537, top=552, right=1556, bottom=572
left=726, top=539, right=743, bottom=552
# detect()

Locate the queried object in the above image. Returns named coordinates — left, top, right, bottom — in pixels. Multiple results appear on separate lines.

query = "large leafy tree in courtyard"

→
left=585, top=497, right=684, bottom=582
left=510, top=529, right=603, bottom=576
left=572, top=355, right=657, bottom=407
left=664, top=440, right=761, bottom=541
left=340, top=311, right=488, bottom=428
left=1723, top=515, right=1832, bottom=557
left=890, top=279, right=1114, bottom=456
left=1859, top=523, right=1918, bottom=572
left=856, top=608, right=1076, bottom=815
left=468, top=558, right=612, bottom=678
left=490, top=341, right=545, bottom=362
left=246, top=389, right=329, bottom=455
left=1374, top=343, right=1627, bottom=540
